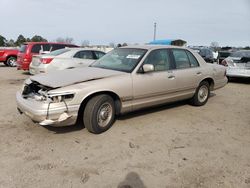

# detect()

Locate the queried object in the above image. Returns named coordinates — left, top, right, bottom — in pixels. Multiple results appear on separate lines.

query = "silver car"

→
left=16, top=45, right=227, bottom=134
left=221, top=50, right=250, bottom=78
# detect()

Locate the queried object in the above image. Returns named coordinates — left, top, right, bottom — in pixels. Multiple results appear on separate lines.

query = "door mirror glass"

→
left=143, top=64, right=154, bottom=73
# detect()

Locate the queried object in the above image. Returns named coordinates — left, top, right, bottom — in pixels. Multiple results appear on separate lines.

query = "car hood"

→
left=30, top=67, right=125, bottom=88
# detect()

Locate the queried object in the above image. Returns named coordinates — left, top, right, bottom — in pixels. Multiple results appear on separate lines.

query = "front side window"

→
left=91, top=48, right=147, bottom=73
left=74, top=51, right=94, bottom=59
left=172, top=49, right=190, bottom=69
left=143, top=49, right=171, bottom=71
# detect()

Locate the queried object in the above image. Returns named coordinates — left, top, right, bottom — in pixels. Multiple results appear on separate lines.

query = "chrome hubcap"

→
left=97, top=102, right=112, bottom=127
left=9, top=58, right=17, bottom=66
left=198, top=85, right=208, bottom=103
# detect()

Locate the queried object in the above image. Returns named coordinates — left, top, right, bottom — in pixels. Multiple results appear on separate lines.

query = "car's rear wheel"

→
left=83, top=94, right=115, bottom=134
left=190, top=81, right=210, bottom=106
left=6, top=56, right=17, bottom=67
left=3, top=61, right=9, bottom=66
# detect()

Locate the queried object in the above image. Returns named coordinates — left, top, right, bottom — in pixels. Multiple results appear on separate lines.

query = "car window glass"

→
left=20, top=45, right=27, bottom=53
left=31, top=44, right=42, bottom=53
left=94, top=51, right=105, bottom=59
left=74, top=51, right=93, bottom=59
left=186, top=51, right=199, bottom=67
left=41, top=44, right=51, bottom=52
left=172, top=49, right=190, bottom=69
left=51, top=44, right=64, bottom=51
left=144, top=49, right=171, bottom=71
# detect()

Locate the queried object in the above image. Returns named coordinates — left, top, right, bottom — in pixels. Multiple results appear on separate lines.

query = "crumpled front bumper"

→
left=16, top=91, right=80, bottom=126
left=227, top=68, right=250, bottom=78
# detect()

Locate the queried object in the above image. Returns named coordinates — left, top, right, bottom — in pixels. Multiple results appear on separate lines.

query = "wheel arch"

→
left=76, top=90, right=122, bottom=124
left=6, top=55, right=17, bottom=61
left=201, top=77, right=214, bottom=90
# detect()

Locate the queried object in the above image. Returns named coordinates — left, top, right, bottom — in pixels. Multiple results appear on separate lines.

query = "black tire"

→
left=83, top=94, right=115, bottom=134
left=190, top=81, right=210, bottom=106
left=6, top=56, right=17, bottom=67
left=3, top=61, right=9, bottom=66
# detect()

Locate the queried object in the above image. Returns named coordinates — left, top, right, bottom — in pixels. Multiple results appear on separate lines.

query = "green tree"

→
left=6, top=39, right=15, bottom=47
left=0, top=35, right=7, bottom=46
left=31, top=35, right=47, bottom=42
left=15, top=34, right=26, bottom=46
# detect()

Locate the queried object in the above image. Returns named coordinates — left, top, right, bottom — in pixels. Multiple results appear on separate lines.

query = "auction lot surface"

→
left=0, top=66, right=250, bottom=188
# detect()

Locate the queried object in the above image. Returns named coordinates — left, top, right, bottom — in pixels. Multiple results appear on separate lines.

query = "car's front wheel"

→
left=83, top=94, right=115, bottom=134
left=190, top=81, right=210, bottom=106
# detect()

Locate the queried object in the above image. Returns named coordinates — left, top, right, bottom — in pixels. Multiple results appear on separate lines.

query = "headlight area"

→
left=48, top=93, right=75, bottom=103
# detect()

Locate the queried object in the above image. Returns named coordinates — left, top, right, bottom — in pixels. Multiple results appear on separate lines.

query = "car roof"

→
left=66, top=47, right=104, bottom=52
left=23, top=42, right=78, bottom=45
left=121, top=45, right=188, bottom=50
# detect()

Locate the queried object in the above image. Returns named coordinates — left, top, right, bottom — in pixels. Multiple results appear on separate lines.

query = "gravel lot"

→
left=0, top=65, right=250, bottom=188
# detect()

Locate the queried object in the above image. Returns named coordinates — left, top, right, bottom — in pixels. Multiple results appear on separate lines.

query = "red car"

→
left=0, top=48, right=19, bottom=67
left=17, top=42, right=79, bottom=70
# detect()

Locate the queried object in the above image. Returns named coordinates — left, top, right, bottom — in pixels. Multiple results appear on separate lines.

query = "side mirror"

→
left=142, top=64, right=154, bottom=73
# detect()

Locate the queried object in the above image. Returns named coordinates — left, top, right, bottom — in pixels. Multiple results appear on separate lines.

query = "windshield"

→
left=47, top=48, right=70, bottom=56
left=19, top=45, right=27, bottom=53
left=230, top=51, right=250, bottom=58
left=91, top=48, right=147, bottom=73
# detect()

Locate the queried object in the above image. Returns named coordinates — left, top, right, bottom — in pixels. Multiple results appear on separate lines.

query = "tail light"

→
left=41, top=58, right=53, bottom=64
left=221, top=59, right=228, bottom=67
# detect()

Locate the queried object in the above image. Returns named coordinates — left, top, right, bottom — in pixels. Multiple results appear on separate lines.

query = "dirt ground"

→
left=0, top=65, right=250, bottom=188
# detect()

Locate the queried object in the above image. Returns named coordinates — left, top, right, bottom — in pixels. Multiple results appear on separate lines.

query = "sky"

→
left=0, top=0, right=250, bottom=47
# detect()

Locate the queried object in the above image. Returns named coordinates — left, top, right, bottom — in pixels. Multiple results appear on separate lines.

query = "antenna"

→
left=153, top=22, right=157, bottom=41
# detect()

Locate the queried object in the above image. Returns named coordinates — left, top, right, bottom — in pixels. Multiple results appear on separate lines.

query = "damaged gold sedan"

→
left=16, top=45, right=227, bottom=134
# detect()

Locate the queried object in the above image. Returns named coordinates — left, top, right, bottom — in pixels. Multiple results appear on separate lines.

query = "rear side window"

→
left=93, top=51, right=105, bottom=59
left=74, top=51, right=94, bottom=59
left=31, top=44, right=42, bottom=53
left=51, top=44, right=65, bottom=51
left=186, top=51, right=199, bottom=67
left=20, top=45, right=27, bottom=53
left=41, top=44, right=51, bottom=52
left=47, top=48, right=70, bottom=56
left=172, top=49, right=190, bottom=69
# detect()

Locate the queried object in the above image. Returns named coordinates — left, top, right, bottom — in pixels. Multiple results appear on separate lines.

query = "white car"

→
left=29, top=48, right=105, bottom=74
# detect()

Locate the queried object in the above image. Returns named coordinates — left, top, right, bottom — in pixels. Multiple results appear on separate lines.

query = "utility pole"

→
left=153, top=22, right=157, bottom=41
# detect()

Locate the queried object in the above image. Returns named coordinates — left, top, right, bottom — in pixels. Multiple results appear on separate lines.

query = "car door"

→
left=73, top=50, right=95, bottom=67
left=132, top=49, right=177, bottom=110
left=170, top=49, right=202, bottom=96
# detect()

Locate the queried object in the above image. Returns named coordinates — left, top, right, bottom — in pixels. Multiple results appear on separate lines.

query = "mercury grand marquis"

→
left=16, top=45, right=227, bottom=134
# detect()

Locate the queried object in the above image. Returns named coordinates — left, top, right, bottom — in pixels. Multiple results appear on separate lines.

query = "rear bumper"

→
left=226, top=68, right=250, bottom=78
left=16, top=91, right=80, bottom=126
left=17, top=61, right=30, bottom=70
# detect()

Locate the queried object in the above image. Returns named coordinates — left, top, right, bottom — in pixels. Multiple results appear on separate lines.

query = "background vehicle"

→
left=218, top=51, right=231, bottom=64
left=17, top=45, right=227, bottom=134
left=198, top=48, right=217, bottom=63
left=29, top=48, right=105, bottom=74
left=221, top=50, right=250, bottom=78
left=17, top=42, right=78, bottom=70
left=0, top=48, right=19, bottom=67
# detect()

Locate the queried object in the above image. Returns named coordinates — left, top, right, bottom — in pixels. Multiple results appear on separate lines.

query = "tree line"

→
left=0, top=34, right=48, bottom=47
